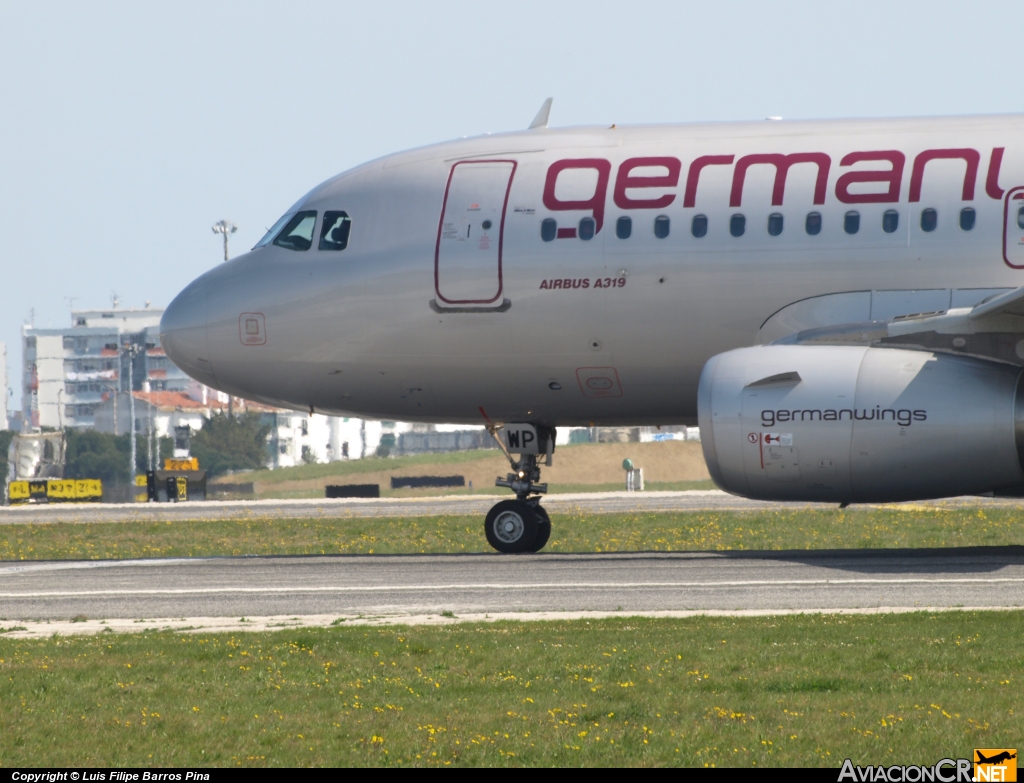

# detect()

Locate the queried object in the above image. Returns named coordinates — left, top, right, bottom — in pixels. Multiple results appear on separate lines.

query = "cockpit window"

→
left=254, top=213, right=295, bottom=249
left=319, top=211, right=352, bottom=251
left=273, top=210, right=317, bottom=251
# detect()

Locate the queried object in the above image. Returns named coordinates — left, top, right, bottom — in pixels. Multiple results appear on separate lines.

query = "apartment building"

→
left=21, top=306, right=191, bottom=430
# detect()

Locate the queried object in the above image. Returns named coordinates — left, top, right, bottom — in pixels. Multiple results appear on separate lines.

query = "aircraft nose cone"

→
left=161, top=278, right=217, bottom=387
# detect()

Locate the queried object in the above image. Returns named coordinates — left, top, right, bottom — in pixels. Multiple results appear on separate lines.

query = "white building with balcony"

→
left=92, top=389, right=405, bottom=469
left=21, top=306, right=192, bottom=430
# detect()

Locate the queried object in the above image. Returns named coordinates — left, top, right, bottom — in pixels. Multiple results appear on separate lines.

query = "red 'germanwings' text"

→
left=541, top=147, right=1006, bottom=238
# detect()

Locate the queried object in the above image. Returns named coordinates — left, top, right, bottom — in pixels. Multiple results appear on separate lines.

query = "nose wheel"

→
left=483, top=499, right=551, bottom=554
left=483, top=424, right=555, bottom=553
left=485, top=500, right=538, bottom=553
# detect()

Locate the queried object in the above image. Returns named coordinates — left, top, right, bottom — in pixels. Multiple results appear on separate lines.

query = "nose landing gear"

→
left=484, top=425, right=553, bottom=554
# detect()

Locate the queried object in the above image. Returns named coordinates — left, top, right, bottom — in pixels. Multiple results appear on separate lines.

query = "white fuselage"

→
left=160, top=114, right=1024, bottom=427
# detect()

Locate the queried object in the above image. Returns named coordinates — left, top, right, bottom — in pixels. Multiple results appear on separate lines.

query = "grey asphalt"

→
left=3, top=490, right=1023, bottom=524
left=2, top=547, right=1021, bottom=620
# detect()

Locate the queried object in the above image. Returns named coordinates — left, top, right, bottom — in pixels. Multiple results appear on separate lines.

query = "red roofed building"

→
left=93, top=389, right=387, bottom=468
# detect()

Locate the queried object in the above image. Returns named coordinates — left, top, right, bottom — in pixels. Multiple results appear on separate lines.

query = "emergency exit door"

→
left=435, top=160, right=516, bottom=305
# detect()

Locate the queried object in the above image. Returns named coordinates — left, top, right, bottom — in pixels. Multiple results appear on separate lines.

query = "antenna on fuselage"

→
left=529, top=97, right=553, bottom=130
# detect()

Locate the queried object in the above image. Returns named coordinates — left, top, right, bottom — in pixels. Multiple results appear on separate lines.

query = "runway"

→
left=2, top=489, right=1023, bottom=524
left=1, top=547, right=1021, bottom=627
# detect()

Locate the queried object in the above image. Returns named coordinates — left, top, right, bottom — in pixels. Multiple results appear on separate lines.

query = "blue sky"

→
left=0, top=0, right=1019, bottom=412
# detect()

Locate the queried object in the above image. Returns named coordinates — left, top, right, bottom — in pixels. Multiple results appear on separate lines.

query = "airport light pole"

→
left=212, top=220, right=238, bottom=261
left=124, top=341, right=141, bottom=483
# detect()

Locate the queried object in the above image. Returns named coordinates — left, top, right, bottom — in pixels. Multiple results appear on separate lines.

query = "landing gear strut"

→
left=484, top=425, right=553, bottom=554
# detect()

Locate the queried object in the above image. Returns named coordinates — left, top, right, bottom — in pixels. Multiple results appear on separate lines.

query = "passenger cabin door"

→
left=435, top=160, right=516, bottom=305
left=1003, top=187, right=1024, bottom=268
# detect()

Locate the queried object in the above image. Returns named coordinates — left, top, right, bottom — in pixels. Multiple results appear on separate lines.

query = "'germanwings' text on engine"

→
left=161, top=103, right=1024, bottom=551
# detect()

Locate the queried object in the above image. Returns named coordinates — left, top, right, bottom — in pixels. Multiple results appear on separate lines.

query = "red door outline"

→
left=434, top=159, right=517, bottom=305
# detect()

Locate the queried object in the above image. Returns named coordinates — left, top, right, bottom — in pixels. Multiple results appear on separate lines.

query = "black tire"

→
left=484, top=500, right=540, bottom=553
left=530, top=506, right=551, bottom=552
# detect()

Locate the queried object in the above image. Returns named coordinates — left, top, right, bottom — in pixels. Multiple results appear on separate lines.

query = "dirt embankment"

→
left=254, top=441, right=710, bottom=495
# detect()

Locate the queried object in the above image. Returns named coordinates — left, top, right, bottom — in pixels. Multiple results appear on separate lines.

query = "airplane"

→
left=976, top=751, right=1016, bottom=765
left=161, top=99, right=1024, bottom=553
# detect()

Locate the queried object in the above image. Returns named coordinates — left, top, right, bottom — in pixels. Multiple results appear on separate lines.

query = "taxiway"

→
left=1, top=547, right=1020, bottom=624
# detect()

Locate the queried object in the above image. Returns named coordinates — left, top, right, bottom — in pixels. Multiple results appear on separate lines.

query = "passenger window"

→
left=579, top=217, right=596, bottom=241
left=273, top=210, right=317, bottom=251
left=767, top=213, right=783, bottom=236
left=882, top=209, right=899, bottom=234
left=255, top=213, right=295, bottom=249
left=318, top=211, right=352, bottom=250
left=654, top=215, right=670, bottom=239
left=730, top=214, right=745, bottom=237
left=541, top=218, right=557, bottom=242
left=805, top=212, right=821, bottom=235
left=844, top=211, right=860, bottom=235
left=616, top=216, right=632, bottom=239
left=959, top=207, right=976, bottom=231
left=691, top=214, right=708, bottom=238
left=1017, top=206, right=1024, bottom=231
left=920, top=208, right=937, bottom=232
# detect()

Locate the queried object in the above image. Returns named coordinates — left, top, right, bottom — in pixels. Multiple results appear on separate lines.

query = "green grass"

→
left=1, top=507, right=1022, bottom=560
left=0, top=613, right=1020, bottom=766
left=226, top=448, right=507, bottom=486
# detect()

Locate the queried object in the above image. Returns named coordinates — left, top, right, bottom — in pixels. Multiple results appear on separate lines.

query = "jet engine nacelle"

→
left=697, top=345, right=1024, bottom=503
